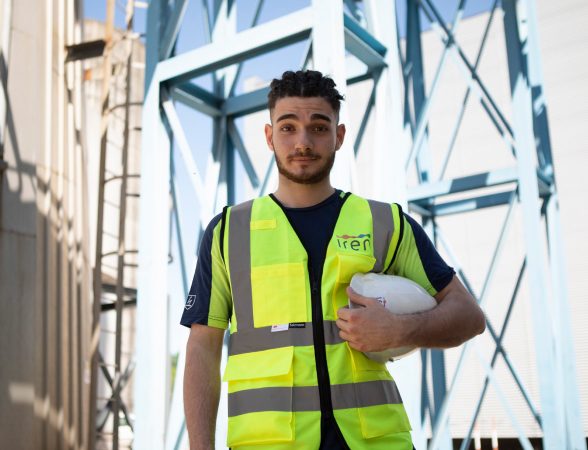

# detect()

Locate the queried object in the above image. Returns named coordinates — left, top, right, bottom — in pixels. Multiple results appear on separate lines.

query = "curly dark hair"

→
left=267, top=70, right=344, bottom=115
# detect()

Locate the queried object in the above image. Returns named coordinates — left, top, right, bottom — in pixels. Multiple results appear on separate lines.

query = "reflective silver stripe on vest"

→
left=228, top=200, right=255, bottom=329
left=228, top=379, right=403, bottom=417
left=368, top=200, right=394, bottom=273
left=228, top=320, right=345, bottom=355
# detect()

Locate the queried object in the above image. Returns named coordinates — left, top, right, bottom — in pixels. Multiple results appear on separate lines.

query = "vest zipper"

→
left=310, top=261, right=351, bottom=450
left=308, top=265, right=333, bottom=420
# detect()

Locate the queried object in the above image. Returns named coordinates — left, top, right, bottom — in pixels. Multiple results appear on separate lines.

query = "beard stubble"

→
left=274, top=149, right=336, bottom=185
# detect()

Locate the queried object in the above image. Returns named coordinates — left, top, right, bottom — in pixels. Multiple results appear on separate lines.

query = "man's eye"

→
left=313, top=126, right=328, bottom=132
left=280, top=125, right=294, bottom=132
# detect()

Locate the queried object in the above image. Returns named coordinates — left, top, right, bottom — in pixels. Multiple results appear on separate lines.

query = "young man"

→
left=181, top=70, right=485, bottom=450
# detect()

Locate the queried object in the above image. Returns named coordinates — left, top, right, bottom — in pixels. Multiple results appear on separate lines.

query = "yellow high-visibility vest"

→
left=221, top=193, right=413, bottom=449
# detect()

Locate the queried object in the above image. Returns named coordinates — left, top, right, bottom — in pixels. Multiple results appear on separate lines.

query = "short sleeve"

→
left=180, top=213, right=232, bottom=329
left=388, top=212, right=455, bottom=296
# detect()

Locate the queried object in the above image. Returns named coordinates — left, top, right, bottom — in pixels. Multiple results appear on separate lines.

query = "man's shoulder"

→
left=205, top=212, right=223, bottom=231
left=226, top=195, right=271, bottom=211
left=346, top=192, right=401, bottom=208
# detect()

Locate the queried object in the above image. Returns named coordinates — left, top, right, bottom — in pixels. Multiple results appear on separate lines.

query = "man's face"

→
left=265, top=96, right=346, bottom=185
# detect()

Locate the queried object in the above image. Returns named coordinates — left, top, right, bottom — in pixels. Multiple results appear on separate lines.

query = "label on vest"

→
left=271, top=324, right=289, bottom=332
left=288, top=322, right=306, bottom=328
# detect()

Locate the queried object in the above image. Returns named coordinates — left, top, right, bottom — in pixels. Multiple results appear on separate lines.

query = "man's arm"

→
left=336, top=275, right=485, bottom=352
left=184, top=324, right=225, bottom=450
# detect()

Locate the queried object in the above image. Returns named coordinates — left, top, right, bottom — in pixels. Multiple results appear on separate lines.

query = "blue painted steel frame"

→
left=404, top=3, right=450, bottom=450
left=402, top=0, right=585, bottom=448
left=135, top=1, right=585, bottom=449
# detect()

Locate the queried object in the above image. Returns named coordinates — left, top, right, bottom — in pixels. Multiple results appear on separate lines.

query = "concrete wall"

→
left=0, top=1, right=91, bottom=449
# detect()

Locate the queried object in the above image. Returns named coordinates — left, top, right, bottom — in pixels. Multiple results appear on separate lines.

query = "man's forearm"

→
left=390, top=276, right=485, bottom=349
left=338, top=276, right=485, bottom=352
left=401, top=287, right=484, bottom=348
left=184, top=325, right=224, bottom=450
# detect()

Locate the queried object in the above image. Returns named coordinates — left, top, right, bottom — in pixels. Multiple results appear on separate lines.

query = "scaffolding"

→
left=133, top=1, right=585, bottom=449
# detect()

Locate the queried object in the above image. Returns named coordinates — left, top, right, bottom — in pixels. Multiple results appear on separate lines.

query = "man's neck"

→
left=273, top=179, right=336, bottom=208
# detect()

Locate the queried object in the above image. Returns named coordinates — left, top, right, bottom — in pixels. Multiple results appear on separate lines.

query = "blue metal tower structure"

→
left=133, top=1, right=585, bottom=449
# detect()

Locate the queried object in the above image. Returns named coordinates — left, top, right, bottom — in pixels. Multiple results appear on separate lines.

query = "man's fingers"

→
left=336, top=318, right=349, bottom=331
left=346, top=340, right=363, bottom=351
left=338, top=329, right=354, bottom=344
left=337, top=307, right=351, bottom=321
left=346, top=286, right=382, bottom=307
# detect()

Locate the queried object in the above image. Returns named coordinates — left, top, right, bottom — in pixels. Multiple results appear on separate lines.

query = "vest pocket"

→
left=335, top=253, right=377, bottom=284
left=333, top=253, right=376, bottom=314
left=349, top=345, right=388, bottom=374
left=223, top=347, right=295, bottom=446
left=251, top=262, right=308, bottom=327
left=348, top=347, right=412, bottom=438
left=358, top=404, right=412, bottom=439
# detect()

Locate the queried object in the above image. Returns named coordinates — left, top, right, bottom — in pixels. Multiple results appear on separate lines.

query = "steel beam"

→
left=223, top=87, right=269, bottom=117
left=311, top=0, right=354, bottom=192
left=162, top=96, right=207, bottom=202
left=159, top=0, right=189, bottom=60
left=503, top=1, right=564, bottom=447
left=343, top=15, right=387, bottom=70
left=363, top=0, right=409, bottom=202
left=228, top=0, right=265, bottom=97
left=406, top=0, right=466, bottom=176
left=423, top=190, right=514, bottom=216
left=227, top=118, right=259, bottom=188
left=438, top=0, right=499, bottom=181
left=134, top=1, right=171, bottom=448
left=156, top=7, right=313, bottom=86
left=523, top=1, right=583, bottom=443
left=408, top=167, right=518, bottom=201
left=404, top=3, right=451, bottom=449
left=171, top=83, right=223, bottom=117
left=65, top=39, right=106, bottom=62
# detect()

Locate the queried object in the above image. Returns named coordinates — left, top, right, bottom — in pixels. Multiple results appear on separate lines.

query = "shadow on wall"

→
left=0, top=50, right=38, bottom=226
left=0, top=44, right=93, bottom=449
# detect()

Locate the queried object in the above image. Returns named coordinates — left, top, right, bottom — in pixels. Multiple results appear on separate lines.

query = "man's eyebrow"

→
left=274, top=113, right=333, bottom=123
left=275, top=113, right=298, bottom=123
left=310, top=113, right=332, bottom=123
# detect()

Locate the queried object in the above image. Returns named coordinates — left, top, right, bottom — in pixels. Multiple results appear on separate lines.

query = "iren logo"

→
left=336, top=233, right=371, bottom=252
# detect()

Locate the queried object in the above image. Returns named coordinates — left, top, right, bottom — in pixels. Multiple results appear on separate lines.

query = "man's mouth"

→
left=290, top=155, right=319, bottom=161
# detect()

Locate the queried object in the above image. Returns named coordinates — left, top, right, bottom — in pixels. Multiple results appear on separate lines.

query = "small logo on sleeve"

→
left=185, top=295, right=196, bottom=310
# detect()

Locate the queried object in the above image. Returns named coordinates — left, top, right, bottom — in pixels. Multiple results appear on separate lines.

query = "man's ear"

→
left=335, top=123, right=346, bottom=150
left=264, top=123, right=274, bottom=151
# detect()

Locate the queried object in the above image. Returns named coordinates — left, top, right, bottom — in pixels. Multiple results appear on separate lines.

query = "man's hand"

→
left=336, top=276, right=485, bottom=351
left=336, top=287, right=405, bottom=352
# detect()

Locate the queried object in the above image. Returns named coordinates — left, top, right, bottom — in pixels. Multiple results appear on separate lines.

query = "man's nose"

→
left=295, top=131, right=312, bottom=153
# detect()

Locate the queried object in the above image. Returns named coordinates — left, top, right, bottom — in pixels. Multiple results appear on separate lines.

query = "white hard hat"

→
left=349, top=273, right=437, bottom=363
